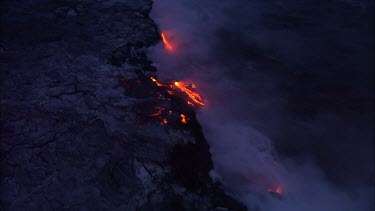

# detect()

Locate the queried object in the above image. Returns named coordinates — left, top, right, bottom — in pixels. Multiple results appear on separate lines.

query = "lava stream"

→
left=149, top=76, right=205, bottom=107
left=187, top=101, right=195, bottom=106
left=173, top=81, right=205, bottom=106
left=151, top=76, right=165, bottom=87
left=161, top=32, right=173, bottom=52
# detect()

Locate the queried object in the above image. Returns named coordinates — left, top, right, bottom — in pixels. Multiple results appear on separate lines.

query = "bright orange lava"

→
left=150, top=76, right=164, bottom=87
left=149, top=77, right=205, bottom=107
left=173, top=81, right=205, bottom=106
left=161, top=32, right=173, bottom=52
left=180, top=114, right=187, bottom=124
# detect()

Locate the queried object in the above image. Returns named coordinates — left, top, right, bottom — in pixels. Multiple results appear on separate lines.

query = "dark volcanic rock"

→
left=0, top=0, right=246, bottom=210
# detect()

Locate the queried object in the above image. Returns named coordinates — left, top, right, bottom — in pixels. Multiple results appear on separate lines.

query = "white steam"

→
left=148, top=0, right=373, bottom=210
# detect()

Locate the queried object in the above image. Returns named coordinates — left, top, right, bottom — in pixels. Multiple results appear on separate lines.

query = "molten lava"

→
left=167, top=90, right=175, bottom=95
left=149, top=107, right=165, bottom=117
left=150, top=76, right=165, bottom=87
left=161, top=32, right=173, bottom=52
left=180, top=114, right=187, bottom=124
left=149, top=76, right=205, bottom=107
left=187, top=101, right=195, bottom=106
left=173, top=81, right=205, bottom=106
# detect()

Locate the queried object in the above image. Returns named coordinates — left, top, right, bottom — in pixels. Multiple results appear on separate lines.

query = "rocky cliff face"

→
left=0, top=0, right=245, bottom=210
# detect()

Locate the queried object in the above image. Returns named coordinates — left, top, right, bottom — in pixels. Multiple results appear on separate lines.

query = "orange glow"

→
left=173, top=81, right=205, bottom=106
left=167, top=90, right=175, bottom=95
left=162, top=118, right=168, bottom=124
left=149, top=77, right=205, bottom=107
left=187, top=101, right=195, bottom=106
left=149, top=107, right=165, bottom=116
left=150, top=76, right=164, bottom=87
left=180, top=114, right=187, bottom=124
left=161, top=32, right=173, bottom=52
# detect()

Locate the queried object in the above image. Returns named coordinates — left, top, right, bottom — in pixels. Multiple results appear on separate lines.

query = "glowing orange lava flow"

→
left=161, top=32, right=173, bottom=52
left=150, top=76, right=165, bottom=87
left=180, top=114, right=187, bottom=124
left=149, top=77, right=205, bottom=107
left=174, top=81, right=205, bottom=106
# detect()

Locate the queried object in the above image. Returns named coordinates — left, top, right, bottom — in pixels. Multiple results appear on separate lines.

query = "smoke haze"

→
left=148, top=0, right=374, bottom=210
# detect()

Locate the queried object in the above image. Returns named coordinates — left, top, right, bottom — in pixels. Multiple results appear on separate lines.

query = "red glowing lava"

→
left=149, top=107, right=165, bottom=117
left=180, top=114, right=187, bottom=124
left=149, top=77, right=205, bottom=107
left=161, top=118, right=168, bottom=124
left=173, top=81, right=205, bottom=106
left=150, top=76, right=165, bottom=87
left=161, top=32, right=173, bottom=52
left=187, top=101, right=195, bottom=106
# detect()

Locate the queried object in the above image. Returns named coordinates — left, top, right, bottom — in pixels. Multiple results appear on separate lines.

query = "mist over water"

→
left=148, top=0, right=374, bottom=210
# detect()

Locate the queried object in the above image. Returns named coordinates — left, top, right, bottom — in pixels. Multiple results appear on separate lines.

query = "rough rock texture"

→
left=0, top=0, right=245, bottom=210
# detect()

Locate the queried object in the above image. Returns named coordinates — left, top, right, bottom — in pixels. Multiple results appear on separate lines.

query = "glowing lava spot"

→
left=149, top=107, right=165, bottom=117
left=180, top=114, right=187, bottom=124
left=187, top=101, right=195, bottom=106
left=276, top=185, right=283, bottom=195
left=161, top=32, right=173, bottom=52
left=167, top=90, right=175, bottom=95
left=173, top=81, right=205, bottom=106
left=150, top=76, right=164, bottom=87
left=267, top=184, right=283, bottom=196
left=161, top=118, right=168, bottom=124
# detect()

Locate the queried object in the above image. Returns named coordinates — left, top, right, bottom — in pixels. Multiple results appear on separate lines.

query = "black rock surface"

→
left=0, top=0, right=246, bottom=210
